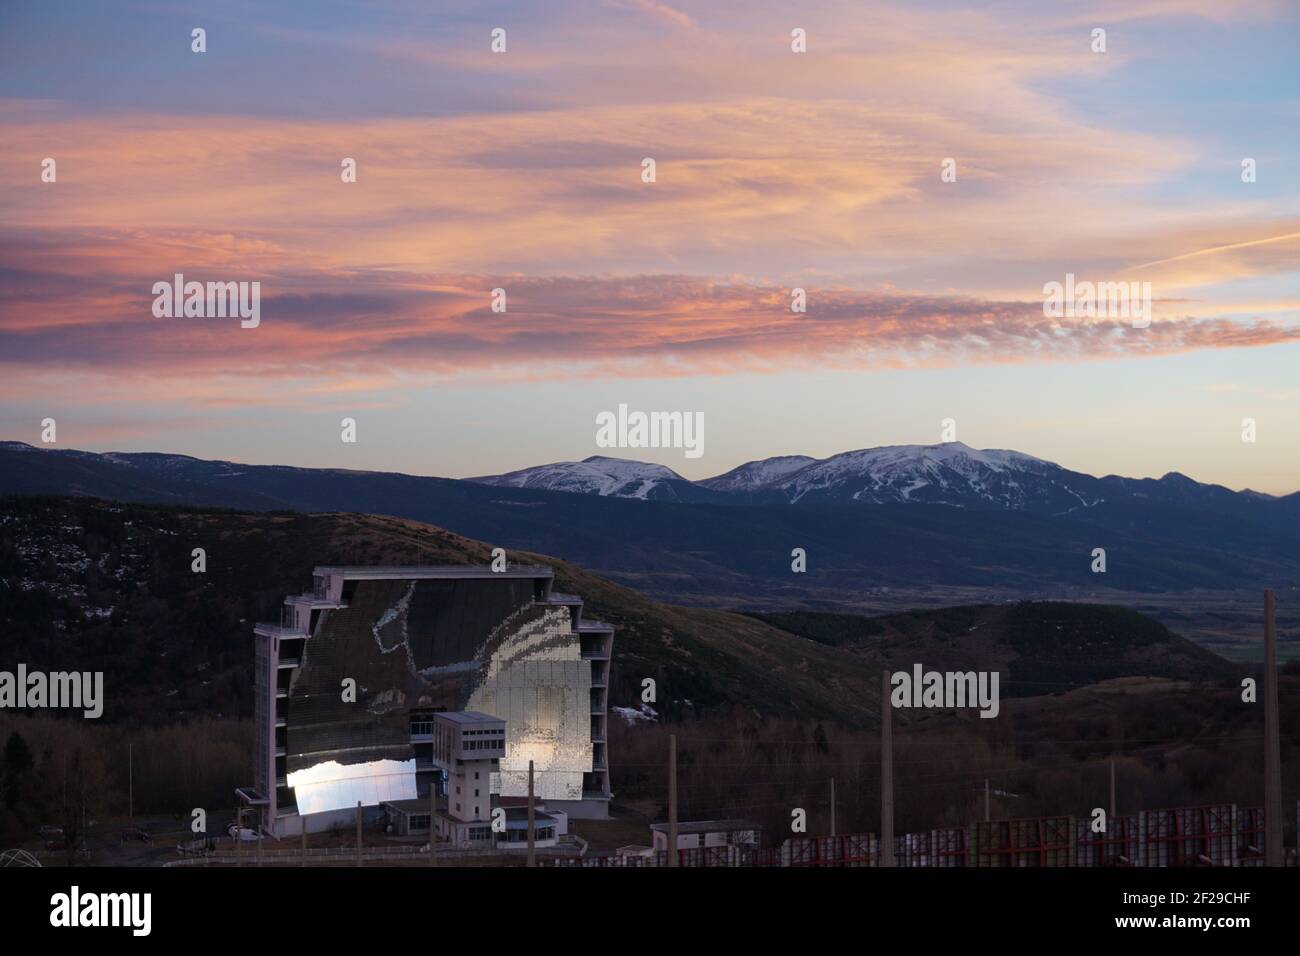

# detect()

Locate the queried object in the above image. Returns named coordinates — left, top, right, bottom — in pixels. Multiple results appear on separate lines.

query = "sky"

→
left=1, top=0, right=1298, bottom=491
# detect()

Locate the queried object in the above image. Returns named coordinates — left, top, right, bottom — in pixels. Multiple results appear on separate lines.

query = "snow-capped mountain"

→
left=701, top=455, right=817, bottom=493
left=8, top=439, right=1290, bottom=523
left=471, top=442, right=1276, bottom=516
left=5, top=439, right=1298, bottom=598
left=468, top=455, right=728, bottom=503
left=711, top=442, right=1103, bottom=511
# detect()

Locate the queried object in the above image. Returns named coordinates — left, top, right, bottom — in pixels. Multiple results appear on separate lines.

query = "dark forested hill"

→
left=2, top=443, right=1298, bottom=610
left=0, top=495, right=1234, bottom=729
left=745, top=603, right=1225, bottom=697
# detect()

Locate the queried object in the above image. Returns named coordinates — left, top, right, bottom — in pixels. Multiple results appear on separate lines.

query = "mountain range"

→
left=472, top=442, right=1297, bottom=514
left=2, top=440, right=1298, bottom=614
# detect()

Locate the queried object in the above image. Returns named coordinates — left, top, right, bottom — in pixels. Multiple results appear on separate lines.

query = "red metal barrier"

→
left=895, top=828, right=969, bottom=867
left=1237, top=807, right=1265, bottom=867
left=1142, top=805, right=1235, bottom=867
left=1075, top=814, right=1140, bottom=867
left=738, top=847, right=781, bottom=867
left=676, top=845, right=732, bottom=867
left=787, top=833, right=876, bottom=867
left=559, top=801, right=1297, bottom=870
left=972, top=816, right=1073, bottom=867
left=555, top=853, right=649, bottom=867
left=932, top=827, right=969, bottom=868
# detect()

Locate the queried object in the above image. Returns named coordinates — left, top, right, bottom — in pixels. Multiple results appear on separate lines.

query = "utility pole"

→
left=355, top=801, right=363, bottom=868
left=880, top=670, right=895, bottom=867
left=668, top=734, right=678, bottom=868
left=1264, top=589, right=1283, bottom=866
left=984, top=779, right=990, bottom=822
left=429, top=782, right=437, bottom=867
left=829, top=777, right=836, bottom=837
left=527, top=760, right=536, bottom=868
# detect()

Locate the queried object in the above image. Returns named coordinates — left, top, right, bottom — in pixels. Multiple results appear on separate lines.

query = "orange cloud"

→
left=2, top=256, right=1297, bottom=404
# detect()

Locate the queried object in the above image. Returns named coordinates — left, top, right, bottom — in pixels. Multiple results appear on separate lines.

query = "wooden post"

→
left=1264, top=589, right=1283, bottom=866
left=429, top=782, right=437, bottom=867
left=1109, top=760, right=1117, bottom=824
left=668, top=734, right=678, bottom=868
left=880, top=670, right=895, bottom=867
left=527, top=760, right=536, bottom=868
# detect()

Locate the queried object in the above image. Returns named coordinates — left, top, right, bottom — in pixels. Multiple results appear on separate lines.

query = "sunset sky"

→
left=2, top=1, right=1298, bottom=491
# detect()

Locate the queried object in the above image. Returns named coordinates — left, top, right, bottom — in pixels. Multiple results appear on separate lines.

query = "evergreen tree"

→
left=2, top=731, right=35, bottom=807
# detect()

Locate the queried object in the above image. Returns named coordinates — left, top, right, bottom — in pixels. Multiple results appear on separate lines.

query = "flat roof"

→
left=503, top=807, right=557, bottom=828
left=435, top=710, right=505, bottom=726
left=650, top=819, right=760, bottom=834
left=383, top=798, right=435, bottom=813
left=315, top=565, right=553, bottom=581
left=545, top=592, right=584, bottom=604
left=253, top=623, right=307, bottom=638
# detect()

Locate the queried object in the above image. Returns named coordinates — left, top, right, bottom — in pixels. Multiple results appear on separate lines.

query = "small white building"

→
left=432, top=711, right=505, bottom=826
left=494, top=800, right=566, bottom=850
left=649, top=819, right=762, bottom=851
left=384, top=713, right=571, bottom=850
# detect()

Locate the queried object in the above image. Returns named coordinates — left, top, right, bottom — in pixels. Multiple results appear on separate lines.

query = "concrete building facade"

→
left=239, top=564, right=613, bottom=838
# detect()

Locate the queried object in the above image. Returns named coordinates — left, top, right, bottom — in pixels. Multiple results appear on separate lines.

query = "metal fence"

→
left=553, top=800, right=1300, bottom=869
left=971, top=816, right=1073, bottom=867
left=788, top=833, right=877, bottom=867
left=1074, top=814, right=1141, bottom=867
left=167, top=841, right=569, bottom=867
left=1141, top=804, right=1237, bottom=867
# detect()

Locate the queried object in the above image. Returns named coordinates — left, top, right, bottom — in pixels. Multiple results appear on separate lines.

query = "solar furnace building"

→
left=237, top=565, right=614, bottom=838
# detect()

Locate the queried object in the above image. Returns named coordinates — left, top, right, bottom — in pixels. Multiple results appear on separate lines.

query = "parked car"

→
left=177, top=837, right=215, bottom=857
left=120, top=827, right=152, bottom=844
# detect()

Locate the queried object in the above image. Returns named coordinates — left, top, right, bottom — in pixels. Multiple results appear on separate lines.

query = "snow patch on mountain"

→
left=760, top=443, right=1058, bottom=505
left=470, top=455, right=685, bottom=499
left=699, top=455, right=817, bottom=492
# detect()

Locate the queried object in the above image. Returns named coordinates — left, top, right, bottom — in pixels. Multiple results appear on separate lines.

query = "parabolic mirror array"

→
left=285, top=577, right=592, bottom=815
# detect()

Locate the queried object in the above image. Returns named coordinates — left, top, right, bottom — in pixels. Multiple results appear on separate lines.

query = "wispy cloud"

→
left=2, top=259, right=1296, bottom=398
left=1, top=0, right=1297, bottom=482
left=603, top=0, right=698, bottom=31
